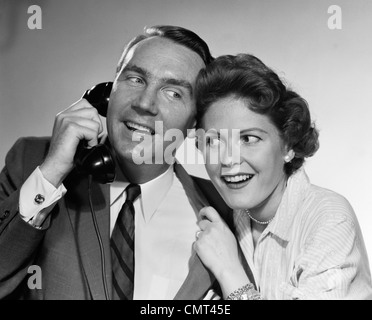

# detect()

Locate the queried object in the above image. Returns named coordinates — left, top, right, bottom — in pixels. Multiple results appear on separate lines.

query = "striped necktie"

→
left=110, top=183, right=141, bottom=300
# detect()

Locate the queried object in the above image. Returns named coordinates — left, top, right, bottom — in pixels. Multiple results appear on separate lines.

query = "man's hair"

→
left=116, top=25, right=214, bottom=74
left=196, top=53, right=319, bottom=176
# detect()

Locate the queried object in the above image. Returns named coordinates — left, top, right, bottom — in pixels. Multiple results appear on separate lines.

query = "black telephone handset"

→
left=74, top=82, right=116, bottom=184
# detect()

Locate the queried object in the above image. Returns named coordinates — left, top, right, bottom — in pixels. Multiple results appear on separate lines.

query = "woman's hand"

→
left=194, top=206, right=250, bottom=297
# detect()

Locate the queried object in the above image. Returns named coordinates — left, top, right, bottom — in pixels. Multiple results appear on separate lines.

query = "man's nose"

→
left=133, top=87, right=158, bottom=115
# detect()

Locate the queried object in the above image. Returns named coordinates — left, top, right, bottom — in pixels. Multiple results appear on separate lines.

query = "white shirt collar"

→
left=110, top=165, right=174, bottom=223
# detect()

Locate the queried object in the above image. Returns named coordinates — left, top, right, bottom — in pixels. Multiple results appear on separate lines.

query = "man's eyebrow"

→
left=122, top=64, right=151, bottom=77
left=161, top=78, right=193, bottom=96
left=123, top=64, right=194, bottom=96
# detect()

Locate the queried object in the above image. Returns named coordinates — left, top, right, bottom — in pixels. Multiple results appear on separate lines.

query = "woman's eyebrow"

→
left=205, top=128, right=269, bottom=136
left=239, top=128, right=268, bottom=135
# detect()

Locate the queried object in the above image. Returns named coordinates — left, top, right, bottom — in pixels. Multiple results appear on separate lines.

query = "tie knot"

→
left=126, top=184, right=141, bottom=203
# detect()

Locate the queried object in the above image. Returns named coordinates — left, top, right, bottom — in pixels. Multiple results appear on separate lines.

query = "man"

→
left=0, top=25, right=232, bottom=300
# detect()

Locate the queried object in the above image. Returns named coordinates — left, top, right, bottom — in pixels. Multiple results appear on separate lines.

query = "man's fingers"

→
left=64, top=116, right=101, bottom=134
left=58, top=99, right=103, bottom=133
left=71, top=121, right=101, bottom=148
left=57, top=118, right=101, bottom=149
left=58, top=98, right=90, bottom=114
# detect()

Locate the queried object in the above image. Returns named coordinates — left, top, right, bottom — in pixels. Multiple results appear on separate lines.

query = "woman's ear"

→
left=284, top=149, right=295, bottom=163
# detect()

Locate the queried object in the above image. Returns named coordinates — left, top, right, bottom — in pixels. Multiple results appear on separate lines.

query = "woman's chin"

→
left=222, top=193, right=252, bottom=211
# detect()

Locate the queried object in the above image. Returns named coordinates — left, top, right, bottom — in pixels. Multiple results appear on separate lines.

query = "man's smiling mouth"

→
left=125, top=121, right=155, bottom=135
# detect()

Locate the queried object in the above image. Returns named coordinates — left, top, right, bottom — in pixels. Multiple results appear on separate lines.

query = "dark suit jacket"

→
left=0, top=137, right=233, bottom=300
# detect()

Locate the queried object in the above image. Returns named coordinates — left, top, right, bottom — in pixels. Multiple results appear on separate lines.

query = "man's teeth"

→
left=126, top=121, right=155, bottom=135
left=223, top=175, right=253, bottom=183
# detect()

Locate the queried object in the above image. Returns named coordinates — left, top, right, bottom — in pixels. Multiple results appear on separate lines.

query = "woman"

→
left=194, top=54, right=372, bottom=300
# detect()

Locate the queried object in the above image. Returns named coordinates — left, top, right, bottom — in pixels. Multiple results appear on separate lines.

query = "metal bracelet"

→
left=226, top=283, right=262, bottom=300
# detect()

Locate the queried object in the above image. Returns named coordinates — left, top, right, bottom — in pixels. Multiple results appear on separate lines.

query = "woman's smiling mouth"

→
left=221, top=174, right=254, bottom=189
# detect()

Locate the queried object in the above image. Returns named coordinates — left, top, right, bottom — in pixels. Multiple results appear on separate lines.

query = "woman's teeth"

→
left=223, top=174, right=253, bottom=183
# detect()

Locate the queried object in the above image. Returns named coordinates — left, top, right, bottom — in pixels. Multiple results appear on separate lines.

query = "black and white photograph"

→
left=1, top=0, right=371, bottom=303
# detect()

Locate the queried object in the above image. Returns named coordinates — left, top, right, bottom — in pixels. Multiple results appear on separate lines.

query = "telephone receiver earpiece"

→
left=82, top=82, right=113, bottom=117
left=74, top=82, right=116, bottom=184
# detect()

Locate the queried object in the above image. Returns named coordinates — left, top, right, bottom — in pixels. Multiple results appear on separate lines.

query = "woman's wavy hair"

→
left=196, top=54, right=319, bottom=176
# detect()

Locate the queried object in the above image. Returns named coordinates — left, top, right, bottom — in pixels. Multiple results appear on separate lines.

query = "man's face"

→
left=107, top=37, right=205, bottom=165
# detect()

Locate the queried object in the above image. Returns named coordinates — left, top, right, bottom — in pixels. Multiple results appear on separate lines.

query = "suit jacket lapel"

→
left=173, top=163, right=218, bottom=300
left=65, top=174, right=112, bottom=300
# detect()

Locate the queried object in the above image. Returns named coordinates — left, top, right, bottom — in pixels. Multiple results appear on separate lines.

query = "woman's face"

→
left=201, top=96, right=290, bottom=212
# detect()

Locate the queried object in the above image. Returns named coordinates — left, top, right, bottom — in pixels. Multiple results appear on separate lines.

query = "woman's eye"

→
left=207, top=137, right=221, bottom=148
left=241, top=135, right=260, bottom=144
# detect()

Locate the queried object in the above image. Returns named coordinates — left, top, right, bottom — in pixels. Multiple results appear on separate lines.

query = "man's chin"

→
left=113, top=136, right=180, bottom=166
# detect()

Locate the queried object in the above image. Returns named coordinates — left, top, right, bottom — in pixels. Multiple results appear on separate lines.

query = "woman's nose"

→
left=220, top=131, right=241, bottom=167
left=220, top=144, right=241, bottom=167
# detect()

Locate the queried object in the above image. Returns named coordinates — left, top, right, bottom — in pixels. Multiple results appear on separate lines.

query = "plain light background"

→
left=1, top=0, right=372, bottom=271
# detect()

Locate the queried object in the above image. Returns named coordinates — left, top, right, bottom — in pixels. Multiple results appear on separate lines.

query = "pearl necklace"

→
left=245, top=209, right=275, bottom=225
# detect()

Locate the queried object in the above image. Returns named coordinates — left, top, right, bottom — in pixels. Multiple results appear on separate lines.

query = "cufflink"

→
left=34, top=194, right=45, bottom=205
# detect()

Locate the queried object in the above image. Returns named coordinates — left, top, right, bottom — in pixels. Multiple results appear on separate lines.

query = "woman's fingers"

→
left=199, top=206, right=223, bottom=223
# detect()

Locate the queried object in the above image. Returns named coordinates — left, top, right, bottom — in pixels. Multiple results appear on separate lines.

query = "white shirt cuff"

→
left=19, top=166, right=67, bottom=223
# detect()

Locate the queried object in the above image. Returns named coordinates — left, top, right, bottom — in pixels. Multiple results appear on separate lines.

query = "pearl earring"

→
left=284, top=155, right=291, bottom=163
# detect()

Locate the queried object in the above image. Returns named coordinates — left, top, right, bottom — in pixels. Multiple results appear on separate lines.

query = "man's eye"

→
left=164, top=89, right=182, bottom=100
left=127, top=76, right=144, bottom=85
left=241, top=135, right=260, bottom=144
